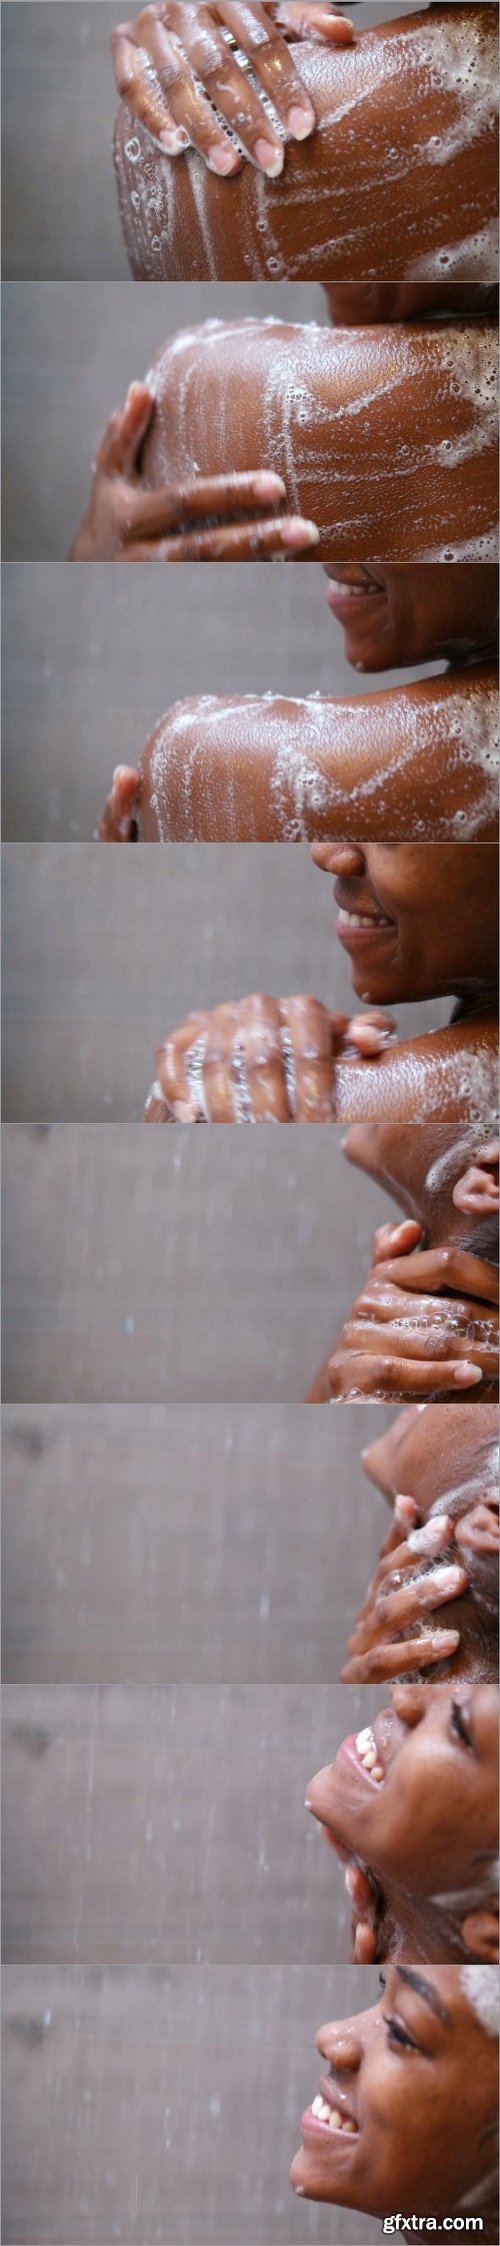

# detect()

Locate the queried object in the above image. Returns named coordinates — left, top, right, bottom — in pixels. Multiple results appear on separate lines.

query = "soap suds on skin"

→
left=143, top=685, right=499, bottom=844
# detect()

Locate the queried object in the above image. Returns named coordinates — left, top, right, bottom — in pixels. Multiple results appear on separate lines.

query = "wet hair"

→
left=461, top=1965, right=500, bottom=2037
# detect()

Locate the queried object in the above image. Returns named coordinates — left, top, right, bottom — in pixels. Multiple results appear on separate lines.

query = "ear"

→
left=461, top=1908, right=499, bottom=1963
left=454, top=1499, right=499, bottom=1556
left=453, top=1143, right=499, bottom=1217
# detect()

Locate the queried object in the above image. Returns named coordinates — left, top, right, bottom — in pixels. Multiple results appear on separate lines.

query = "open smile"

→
left=341, top=1724, right=386, bottom=1789
left=324, top=565, right=386, bottom=622
left=302, top=2074, right=360, bottom=2142
left=335, top=904, right=395, bottom=952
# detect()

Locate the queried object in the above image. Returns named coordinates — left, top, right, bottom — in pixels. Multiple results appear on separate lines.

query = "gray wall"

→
left=1, top=563, right=441, bottom=842
left=2, top=1963, right=382, bottom=2243
left=1, top=1401, right=393, bottom=1682
left=2, top=1, right=427, bottom=280
left=2, top=280, right=328, bottom=559
left=2, top=1680, right=388, bottom=1963
left=2, top=844, right=450, bottom=1121
left=2, top=1124, right=395, bottom=1400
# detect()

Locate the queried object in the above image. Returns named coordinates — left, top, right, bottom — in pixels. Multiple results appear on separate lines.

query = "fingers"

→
left=271, top=2, right=354, bottom=40
left=143, top=1081, right=175, bottom=1121
left=96, top=381, right=154, bottom=477
left=95, top=766, right=140, bottom=842
left=216, top=3, right=316, bottom=151
left=376, top=1246, right=499, bottom=1306
left=235, top=996, right=293, bottom=1119
left=156, top=1014, right=210, bottom=1117
left=112, top=21, right=186, bottom=145
left=125, top=470, right=288, bottom=541
left=124, top=9, right=244, bottom=175
left=138, top=514, right=321, bottom=561
left=327, top=1351, right=485, bottom=1399
left=371, top=1220, right=424, bottom=1265
left=345, top=1010, right=396, bottom=1058
left=280, top=997, right=335, bottom=1119
left=340, top=1630, right=460, bottom=1684
left=350, top=1560, right=467, bottom=1652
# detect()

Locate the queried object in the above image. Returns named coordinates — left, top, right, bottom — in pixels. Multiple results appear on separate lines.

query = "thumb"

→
left=96, top=382, right=154, bottom=479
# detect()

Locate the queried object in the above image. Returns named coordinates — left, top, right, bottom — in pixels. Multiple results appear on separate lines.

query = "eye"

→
left=382, top=2013, right=418, bottom=2052
left=450, top=1698, right=474, bottom=1753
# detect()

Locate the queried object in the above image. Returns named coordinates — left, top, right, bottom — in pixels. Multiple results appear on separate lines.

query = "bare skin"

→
left=339, top=1399, right=499, bottom=1685
left=70, top=381, right=319, bottom=562
left=112, top=3, right=354, bottom=180
left=138, top=843, right=499, bottom=1124
left=307, top=1126, right=499, bottom=1403
left=96, top=665, right=500, bottom=845
left=72, top=315, right=498, bottom=564
left=289, top=1966, right=499, bottom=2238
left=112, top=4, right=499, bottom=283
left=305, top=1680, right=499, bottom=1963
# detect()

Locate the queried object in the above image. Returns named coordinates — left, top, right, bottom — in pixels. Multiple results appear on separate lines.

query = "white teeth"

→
left=311, top=2097, right=357, bottom=2134
left=337, top=909, right=384, bottom=930
left=355, top=1728, right=384, bottom=1781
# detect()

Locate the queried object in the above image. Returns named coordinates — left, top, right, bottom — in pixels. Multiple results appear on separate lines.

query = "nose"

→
left=390, top=1683, right=428, bottom=1727
left=315, top=2022, right=363, bottom=2071
left=310, top=842, right=366, bottom=879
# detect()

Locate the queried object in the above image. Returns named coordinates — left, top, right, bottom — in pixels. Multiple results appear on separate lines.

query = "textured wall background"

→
left=2, top=1125, right=396, bottom=1400
left=2, top=1400, right=394, bottom=1680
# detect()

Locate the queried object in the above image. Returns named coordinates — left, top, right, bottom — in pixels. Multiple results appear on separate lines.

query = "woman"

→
left=111, top=3, right=498, bottom=284
left=290, top=1963, right=499, bottom=2238
left=340, top=1398, right=499, bottom=1682
left=308, top=1123, right=499, bottom=1402
left=72, top=311, right=498, bottom=562
left=138, top=842, right=498, bottom=1123
left=305, top=1681, right=499, bottom=1963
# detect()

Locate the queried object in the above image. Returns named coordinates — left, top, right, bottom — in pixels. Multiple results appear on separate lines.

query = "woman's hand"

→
left=327, top=1247, right=499, bottom=1400
left=144, top=996, right=395, bottom=1122
left=341, top=1511, right=468, bottom=1682
left=96, top=766, right=140, bottom=840
left=112, top=2, right=353, bottom=178
left=71, top=381, right=319, bottom=562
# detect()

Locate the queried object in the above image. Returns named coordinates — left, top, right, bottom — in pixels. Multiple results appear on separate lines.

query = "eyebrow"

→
left=394, top=1969, right=452, bottom=2026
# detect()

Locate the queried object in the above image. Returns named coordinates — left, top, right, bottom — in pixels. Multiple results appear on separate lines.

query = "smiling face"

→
left=316, top=840, right=498, bottom=1005
left=323, top=563, right=499, bottom=672
left=306, top=1682, right=499, bottom=1928
left=291, top=1966, right=499, bottom=2219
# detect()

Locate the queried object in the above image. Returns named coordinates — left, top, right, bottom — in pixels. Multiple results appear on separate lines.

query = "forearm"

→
left=114, top=4, right=498, bottom=282
left=136, top=668, right=499, bottom=841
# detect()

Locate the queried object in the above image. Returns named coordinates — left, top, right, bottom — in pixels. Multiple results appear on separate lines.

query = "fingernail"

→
left=431, top=1565, right=466, bottom=1594
left=431, top=1630, right=460, bottom=1652
left=159, top=126, right=190, bottom=153
left=254, top=138, right=284, bottom=177
left=253, top=473, right=287, bottom=502
left=407, top=1519, right=450, bottom=1553
left=354, top=1025, right=392, bottom=1052
left=208, top=144, right=240, bottom=175
left=280, top=518, right=320, bottom=550
left=288, top=104, right=315, bottom=141
left=345, top=1866, right=358, bottom=1898
left=454, top=1362, right=483, bottom=1386
left=394, top=1494, right=416, bottom=1523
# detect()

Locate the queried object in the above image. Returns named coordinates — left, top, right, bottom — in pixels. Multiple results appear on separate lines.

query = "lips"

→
left=325, top=565, right=385, bottom=619
left=303, top=2073, right=359, bottom=2140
